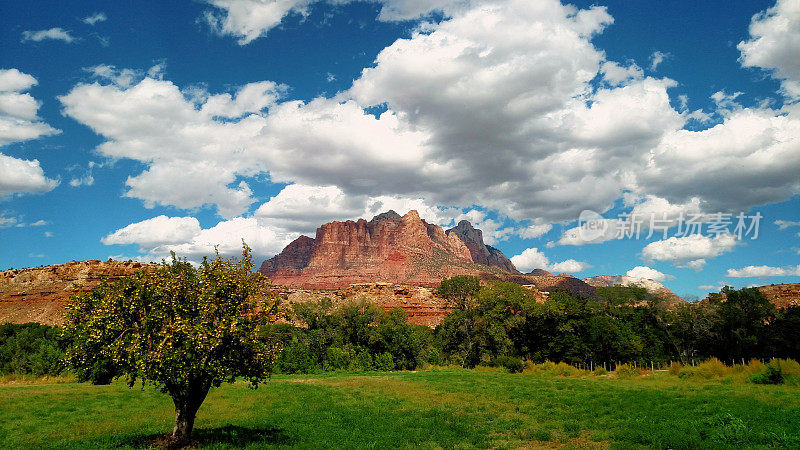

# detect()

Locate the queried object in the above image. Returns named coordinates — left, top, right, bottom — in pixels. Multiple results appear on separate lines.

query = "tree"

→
left=438, top=275, right=481, bottom=310
left=711, top=286, right=776, bottom=361
left=62, top=244, right=281, bottom=439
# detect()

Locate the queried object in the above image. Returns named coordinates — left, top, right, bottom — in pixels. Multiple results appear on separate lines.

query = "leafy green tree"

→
left=438, top=275, right=481, bottom=310
left=711, top=286, right=776, bottom=361
left=62, top=245, right=281, bottom=439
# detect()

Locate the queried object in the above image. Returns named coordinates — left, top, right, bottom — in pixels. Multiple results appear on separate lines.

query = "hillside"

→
left=582, top=275, right=682, bottom=303
left=0, top=260, right=149, bottom=325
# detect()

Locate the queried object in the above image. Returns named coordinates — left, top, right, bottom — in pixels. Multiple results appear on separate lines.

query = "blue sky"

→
left=1, top=0, right=799, bottom=298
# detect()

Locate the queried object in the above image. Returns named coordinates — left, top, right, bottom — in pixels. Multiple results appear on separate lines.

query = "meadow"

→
left=2, top=367, right=799, bottom=449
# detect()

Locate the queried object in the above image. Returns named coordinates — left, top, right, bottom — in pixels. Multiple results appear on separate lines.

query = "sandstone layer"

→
left=0, top=260, right=149, bottom=325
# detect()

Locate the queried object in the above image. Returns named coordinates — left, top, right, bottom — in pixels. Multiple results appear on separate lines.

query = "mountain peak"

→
left=370, top=210, right=401, bottom=223
left=259, top=211, right=518, bottom=288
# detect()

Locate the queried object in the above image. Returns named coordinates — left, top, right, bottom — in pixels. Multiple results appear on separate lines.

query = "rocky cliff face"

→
left=446, top=220, right=518, bottom=273
left=259, top=210, right=518, bottom=288
left=0, top=260, right=149, bottom=325
left=582, top=275, right=682, bottom=303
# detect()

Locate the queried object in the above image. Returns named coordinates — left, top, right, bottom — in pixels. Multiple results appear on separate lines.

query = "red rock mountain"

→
left=259, top=210, right=520, bottom=288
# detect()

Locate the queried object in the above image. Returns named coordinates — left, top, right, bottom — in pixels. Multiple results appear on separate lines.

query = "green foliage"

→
left=711, top=286, right=776, bottom=361
left=374, top=352, right=395, bottom=371
left=438, top=275, right=481, bottom=310
left=61, top=244, right=281, bottom=437
left=490, top=356, right=525, bottom=373
left=280, top=299, right=431, bottom=373
left=614, top=363, right=639, bottom=379
left=0, top=323, right=65, bottom=376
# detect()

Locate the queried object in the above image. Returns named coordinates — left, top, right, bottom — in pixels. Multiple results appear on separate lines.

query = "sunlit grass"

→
left=2, top=368, right=799, bottom=448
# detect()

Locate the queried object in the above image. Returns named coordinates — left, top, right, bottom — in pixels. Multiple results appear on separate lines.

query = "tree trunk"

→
left=170, top=380, right=211, bottom=438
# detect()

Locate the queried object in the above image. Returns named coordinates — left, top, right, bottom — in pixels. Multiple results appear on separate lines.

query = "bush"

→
left=593, top=366, right=608, bottom=375
left=667, top=361, right=683, bottom=376
left=276, top=341, right=316, bottom=374
left=491, top=356, right=525, bottom=373
left=749, top=359, right=800, bottom=385
left=679, top=358, right=731, bottom=379
left=614, top=363, right=639, bottom=379
left=374, top=352, right=395, bottom=371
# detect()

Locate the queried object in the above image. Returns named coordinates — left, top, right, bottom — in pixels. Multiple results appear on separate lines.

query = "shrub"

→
left=667, top=361, right=683, bottom=376
left=374, top=352, right=395, bottom=371
left=614, top=363, right=639, bottom=379
left=679, top=358, right=731, bottom=379
left=749, top=359, right=800, bottom=385
left=593, top=366, right=608, bottom=376
left=491, top=356, right=525, bottom=373
left=277, top=341, right=316, bottom=374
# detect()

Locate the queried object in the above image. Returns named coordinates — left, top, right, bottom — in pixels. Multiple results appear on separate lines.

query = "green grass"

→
left=2, top=369, right=799, bottom=449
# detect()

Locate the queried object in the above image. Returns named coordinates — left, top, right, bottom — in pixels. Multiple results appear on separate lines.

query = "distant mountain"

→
left=582, top=275, right=681, bottom=302
left=259, top=210, right=519, bottom=288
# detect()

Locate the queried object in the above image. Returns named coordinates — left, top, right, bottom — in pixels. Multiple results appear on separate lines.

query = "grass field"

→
left=2, top=368, right=799, bottom=449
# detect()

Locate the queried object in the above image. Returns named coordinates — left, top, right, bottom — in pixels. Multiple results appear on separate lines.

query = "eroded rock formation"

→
left=0, top=260, right=149, bottom=325
left=259, top=210, right=518, bottom=288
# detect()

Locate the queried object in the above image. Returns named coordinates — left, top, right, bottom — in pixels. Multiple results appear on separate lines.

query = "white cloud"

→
left=0, top=212, right=19, bottom=228
left=775, top=219, right=800, bottom=229
left=510, top=247, right=590, bottom=274
left=0, top=153, right=58, bottom=197
left=641, top=234, right=738, bottom=269
left=21, top=28, right=76, bottom=43
left=626, top=265, right=672, bottom=282
left=649, top=51, right=668, bottom=71
left=104, top=216, right=299, bottom=263
left=83, top=12, right=107, bottom=25
left=203, top=0, right=314, bottom=45
left=726, top=265, right=800, bottom=278
left=0, top=69, right=60, bottom=147
left=254, top=183, right=464, bottom=234
left=29, top=220, right=48, bottom=226
left=600, top=61, right=643, bottom=86
left=518, top=223, right=552, bottom=239
left=60, top=0, right=800, bottom=236
left=102, top=215, right=202, bottom=249
left=738, top=0, right=800, bottom=100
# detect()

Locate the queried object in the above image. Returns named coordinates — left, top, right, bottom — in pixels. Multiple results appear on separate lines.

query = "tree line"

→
left=3, top=276, right=799, bottom=378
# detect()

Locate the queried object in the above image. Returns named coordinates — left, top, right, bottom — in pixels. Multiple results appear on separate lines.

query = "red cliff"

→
left=259, top=210, right=519, bottom=288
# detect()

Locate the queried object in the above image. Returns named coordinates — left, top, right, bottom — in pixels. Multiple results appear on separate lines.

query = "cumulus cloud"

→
left=62, top=0, right=800, bottom=239
left=21, top=28, right=76, bottom=43
left=726, top=265, right=800, bottom=278
left=626, top=265, right=672, bottom=282
left=738, top=0, right=800, bottom=100
left=202, top=0, right=469, bottom=45
left=102, top=215, right=203, bottom=249
left=203, top=0, right=314, bottom=45
left=641, top=234, right=738, bottom=270
left=82, top=12, right=107, bottom=25
left=510, top=247, right=590, bottom=274
left=0, top=153, right=58, bottom=197
left=254, top=183, right=468, bottom=234
left=0, top=69, right=60, bottom=146
left=103, top=215, right=299, bottom=262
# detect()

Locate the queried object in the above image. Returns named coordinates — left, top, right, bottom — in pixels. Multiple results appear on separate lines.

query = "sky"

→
left=1, top=0, right=799, bottom=298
